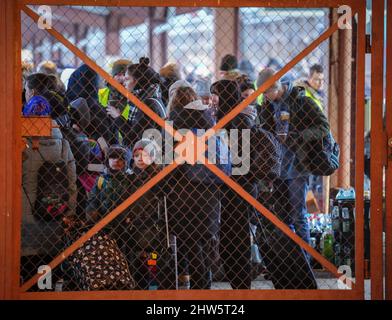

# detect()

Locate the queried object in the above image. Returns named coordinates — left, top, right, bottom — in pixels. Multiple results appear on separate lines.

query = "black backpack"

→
left=293, top=91, right=340, bottom=176
left=33, top=140, right=70, bottom=221
left=251, top=126, right=283, bottom=181
left=299, top=131, right=340, bottom=176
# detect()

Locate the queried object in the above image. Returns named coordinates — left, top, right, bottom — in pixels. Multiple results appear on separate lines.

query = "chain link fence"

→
left=20, top=4, right=358, bottom=292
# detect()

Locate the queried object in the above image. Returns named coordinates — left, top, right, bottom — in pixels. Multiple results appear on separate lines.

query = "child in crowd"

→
left=123, top=139, right=175, bottom=290
left=86, top=140, right=173, bottom=290
left=86, top=144, right=133, bottom=227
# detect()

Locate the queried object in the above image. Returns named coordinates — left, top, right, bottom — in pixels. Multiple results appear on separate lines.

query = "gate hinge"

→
left=366, top=34, right=371, bottom=54
left=387, top=136, right=392, bottom=166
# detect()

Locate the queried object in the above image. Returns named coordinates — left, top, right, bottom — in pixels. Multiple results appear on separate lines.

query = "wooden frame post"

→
left=385, top=0, right=392, bottom=301
left=0, top=0, right=22, bottom=301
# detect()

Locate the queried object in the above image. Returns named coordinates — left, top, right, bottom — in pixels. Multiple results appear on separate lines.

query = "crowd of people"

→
left=21, top=53, right=330, bottom=291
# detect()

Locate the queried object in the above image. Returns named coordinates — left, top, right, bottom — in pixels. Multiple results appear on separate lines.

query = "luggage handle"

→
left=163, top=196, right=179, bottom=290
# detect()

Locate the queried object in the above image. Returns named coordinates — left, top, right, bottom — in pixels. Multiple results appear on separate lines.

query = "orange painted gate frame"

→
left=10, top=0, right=367, bottom=300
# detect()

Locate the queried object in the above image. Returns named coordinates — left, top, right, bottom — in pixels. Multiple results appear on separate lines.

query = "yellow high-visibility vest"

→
left=254, top=80, right=264, bottom=106
left=304, top=88, right=323, bottom=111
left=254, top=80, right=323, bottom=111
left=98, top=87, right=131, bottom=120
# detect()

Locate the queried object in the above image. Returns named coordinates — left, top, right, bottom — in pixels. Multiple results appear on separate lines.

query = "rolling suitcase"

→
left=125, top=196, right=178, bottom=290
left=251, top=211, right=318, bottom=289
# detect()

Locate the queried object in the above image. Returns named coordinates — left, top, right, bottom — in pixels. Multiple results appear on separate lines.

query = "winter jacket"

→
left=212, top=79, right=279, bottom=184
left=23, top=90, right=69, bottom=127
left=258, top=83, right=330, bottom=180
left=113, top=84, right=167, bottom=148
left=122, top=166, right=164, bottom=252
left=86, top=166, right=163, bottom=250
left=165, top=101, right=221, bottom=240
left=21, top=125, right=77, bottom=256
left=61, top=128, right=95, bottom=178
left=212, top=80, right=258, bottom=290
left=23, top=95, right=52, bottom=116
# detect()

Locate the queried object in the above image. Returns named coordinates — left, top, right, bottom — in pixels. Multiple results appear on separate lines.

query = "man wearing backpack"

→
left=294, top=64, right=325, bottom=112
left=257, top=67, right=330, bottom=245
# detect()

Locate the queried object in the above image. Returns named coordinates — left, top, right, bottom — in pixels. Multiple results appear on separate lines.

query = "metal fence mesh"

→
left=20, top=5, right=358, bottom=292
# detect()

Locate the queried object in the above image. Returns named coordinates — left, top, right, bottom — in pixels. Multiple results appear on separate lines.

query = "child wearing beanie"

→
left=124, top=139, right=175, bottom=290
left=86, top=144, right=132, bottom=223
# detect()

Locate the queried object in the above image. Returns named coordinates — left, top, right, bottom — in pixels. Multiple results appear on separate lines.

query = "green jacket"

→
left=86, top=172, right=132, bottom=220
left=86, top=167, right=163, bottom=251
left=86, top=167, right=162, bottom=227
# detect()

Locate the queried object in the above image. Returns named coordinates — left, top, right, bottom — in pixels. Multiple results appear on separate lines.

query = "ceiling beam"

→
left=30, top=5, right=106, bottom=28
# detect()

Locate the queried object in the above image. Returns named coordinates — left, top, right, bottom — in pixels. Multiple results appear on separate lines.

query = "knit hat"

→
left=22, top=95, right=52, bottom=116
left=220, top=54, right=238, bottom=72
left=111, top=59, right=131, bottom=77
left=127, top=57, right=160, bottom=91
left=160, top=62, right=181, bottom=80
left=106, top=144, right=131, bottom=171
left=132, top=139, right=158, bottom=163
left=167, top=79, right=193, bottom=114
left=69, top=97, right=90, bottom=129
left=193, top=77, right=212, bottom=97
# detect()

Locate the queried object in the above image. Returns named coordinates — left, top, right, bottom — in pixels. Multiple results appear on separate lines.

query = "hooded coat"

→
left=62, top=97, right=93, bottom=176
left=66, top=64, right=118, bottom=145
left=162, top=100, right=222, bottom=289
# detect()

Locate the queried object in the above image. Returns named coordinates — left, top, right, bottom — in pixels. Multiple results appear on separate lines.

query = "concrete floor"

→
left=211, top=271, right=372, bottom=299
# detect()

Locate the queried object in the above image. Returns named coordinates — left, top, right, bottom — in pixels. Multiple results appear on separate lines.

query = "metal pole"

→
left=370, top=0, right=385, bottom=300
left=354, top=1, right=367, bottom=299
left=337, top=25, right=353, bottom=188
left=385, top=0, right=392, bottom=301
